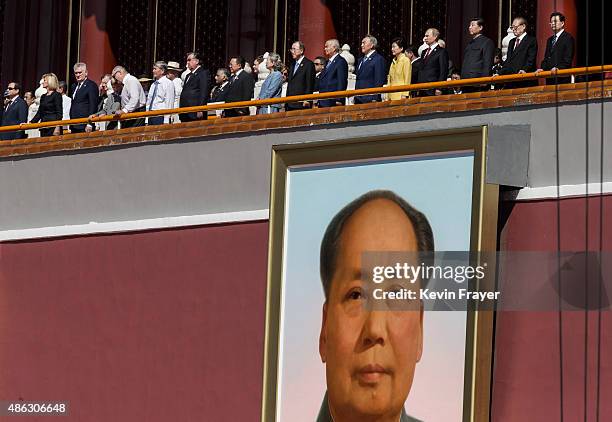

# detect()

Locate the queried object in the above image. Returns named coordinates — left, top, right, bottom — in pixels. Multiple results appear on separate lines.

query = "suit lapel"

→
left=510, top=38, right=521, bottom=58
left=425, top=47, right=437, bottom=64
left=290, top=61, right=302, bottom=80
left=322, top=59, right=335, bottom=78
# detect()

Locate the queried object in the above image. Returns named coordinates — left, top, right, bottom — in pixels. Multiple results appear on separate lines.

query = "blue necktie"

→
left=293, top=61, right=299, bottom=75
left=148, top=81, right=159, bottom=111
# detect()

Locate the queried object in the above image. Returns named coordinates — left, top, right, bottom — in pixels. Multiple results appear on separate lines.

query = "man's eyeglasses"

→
left=7, top=86, right=17, bottom=90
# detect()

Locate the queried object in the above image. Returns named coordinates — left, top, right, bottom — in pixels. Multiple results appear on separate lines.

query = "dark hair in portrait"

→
left=319, top=190, right=434, bottom=300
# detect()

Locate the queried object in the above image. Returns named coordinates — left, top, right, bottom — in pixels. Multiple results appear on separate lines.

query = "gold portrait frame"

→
left=262, top=126, right=499, bottom=422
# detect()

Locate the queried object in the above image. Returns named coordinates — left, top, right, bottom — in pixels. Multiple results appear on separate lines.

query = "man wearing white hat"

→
left=167, top=61, right=184, bottom=123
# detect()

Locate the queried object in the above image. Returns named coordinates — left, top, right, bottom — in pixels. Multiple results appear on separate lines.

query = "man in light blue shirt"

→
left=146, top=61, right=175, bottom=126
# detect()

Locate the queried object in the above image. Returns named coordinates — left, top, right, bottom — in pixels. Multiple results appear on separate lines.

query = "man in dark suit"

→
left=417, top=28, right=449, bottom=96
left=286, top=41, right=316, bottom=111
left=317, top=39, right=349, bottom=108
left=536, top=12, right=575, bottom=85
left=210, top=68, right=230, bottom=103
left=69, top=62, right=99, bottom=133
left=223, top=56, right=255, bottom=117
left=179, top=52, right=210, bottom=122
left=461, top=18, right=495, bottom=92
left=354, top=35, right=387, bottom=104
left=313, top=56, right=327, bottom=92
left=498, top=17, right=538, bottom=88
left=407, top=45, right=423, bottom=85
left=1, top=82, right=28, bottom=140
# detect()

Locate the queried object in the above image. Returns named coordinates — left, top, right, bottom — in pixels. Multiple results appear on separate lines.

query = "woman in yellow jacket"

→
left=387, top=37, right=412, bottom=100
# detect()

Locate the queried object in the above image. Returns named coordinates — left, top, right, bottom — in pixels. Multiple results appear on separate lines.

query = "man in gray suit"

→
left=88, top=74, right=121, bottom=131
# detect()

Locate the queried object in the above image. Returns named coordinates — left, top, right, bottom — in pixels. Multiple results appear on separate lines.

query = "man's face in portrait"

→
left=319, top=198, right=423, bottom=421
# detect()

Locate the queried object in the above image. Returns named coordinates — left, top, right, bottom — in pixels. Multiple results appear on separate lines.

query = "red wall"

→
left=493, top=195, right=612, bottom=421
left=0, top=221, right=269, bottom=421
left=1, top=196, right=610, bottom=421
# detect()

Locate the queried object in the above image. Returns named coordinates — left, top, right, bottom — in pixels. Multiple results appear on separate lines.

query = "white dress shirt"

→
left=146, top=75, right=175, bottom=123
left=61, top=94, right=72, bottom=120
left=172, top=77, right=183, bottom=108
left=120, top=73, right=146, bottom=113
left=554, top=29, right=565, bottom=44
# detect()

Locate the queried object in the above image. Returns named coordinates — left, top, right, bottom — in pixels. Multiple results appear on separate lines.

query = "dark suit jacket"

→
left=179, top=66, right=210, bottom=120
left=501, top=34, right=538, bottom=74
left=31, top=91, right=62, bottom=123
left=354, top=50, right=387, bottom=103
left=417, top=46, right=449, bottom=84
left=410, top=58, right=423, bottom=85
left=317, top=54, right=348, bottom=107
left=210, top=83, right=230, bottom=103
left=541, top=31, right=575, bottom=85
left=1, top=96, right=28, bottom=140
left=286, top=57, right=316, bottom=110
left=541, top=31, right=575, bottom=71
left=69, top=78, right=99, bottom=119
left=224, top=70, right=255, bottom=117
left=461, top=35, right=495, bottom=79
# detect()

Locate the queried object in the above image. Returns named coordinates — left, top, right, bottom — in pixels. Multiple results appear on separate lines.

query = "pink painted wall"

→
left=493, top=195, right=612, bottom=421
left=0, top=221, right=269, bottom=421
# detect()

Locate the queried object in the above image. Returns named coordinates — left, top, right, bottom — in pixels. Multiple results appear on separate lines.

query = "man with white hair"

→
left=317, top=38, right=348, bottom=108
left=354, top=34, right=386, bottom=103
left=112, top=65, right=147, bottom=128
left=69, top=62, right=99, bottom=133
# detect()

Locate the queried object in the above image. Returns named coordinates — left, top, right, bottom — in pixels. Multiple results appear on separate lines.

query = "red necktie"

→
left=424, top=48, right=431, bottom=61
left=515, top=37, right=521, bottom=49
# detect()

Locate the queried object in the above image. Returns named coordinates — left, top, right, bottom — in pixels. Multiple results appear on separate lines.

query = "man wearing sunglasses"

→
left=1, top=82, right=28, bottom=140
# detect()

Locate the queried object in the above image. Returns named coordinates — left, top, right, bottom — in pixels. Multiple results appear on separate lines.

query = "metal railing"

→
left=1, top=65, right=611, bottom=137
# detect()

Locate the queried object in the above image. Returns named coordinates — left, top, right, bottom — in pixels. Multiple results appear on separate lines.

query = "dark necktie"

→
left=552, top=35, right=558, bottom=48
left=73, top=82, right=82, bottom=98
left=424, top=48, right=432, bottom=61
left=515, top=37, right=521, bottom=49
left=148, top=81, right=159, bottom=111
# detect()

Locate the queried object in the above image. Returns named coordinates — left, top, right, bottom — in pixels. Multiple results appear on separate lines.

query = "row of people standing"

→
left=1, top=11, right=576, bottom=138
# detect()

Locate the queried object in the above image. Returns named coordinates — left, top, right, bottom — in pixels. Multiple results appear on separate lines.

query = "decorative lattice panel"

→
left=0, top=0, right=5, bottom=84
left=412, top=0, right=447, bottom=45
left=280, top=0, right=301, bottom=63
left=117, top=0, right=154, bottom=77
left=329, top=0, right=365, bottom=61
left=369, top=0, right=410, bottom=61
left=511, top=0, right=537, bottom=37
left=155, top=0, right=193, bottom=64
left=195, top=0, right=229, bottom=74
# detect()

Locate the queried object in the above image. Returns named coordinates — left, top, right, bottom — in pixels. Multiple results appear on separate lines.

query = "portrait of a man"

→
left=316, top=190, right=434, bottom=422
left=266, top=142, right=481, bottom=422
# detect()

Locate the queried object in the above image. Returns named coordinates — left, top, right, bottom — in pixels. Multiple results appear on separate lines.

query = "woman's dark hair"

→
left=391, top=37, right=406, bottom=51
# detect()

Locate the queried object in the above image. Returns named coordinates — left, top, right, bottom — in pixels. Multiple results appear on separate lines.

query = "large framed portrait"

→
left=263, top=127, right=499, bottom=422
